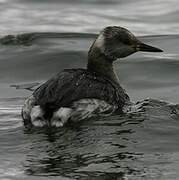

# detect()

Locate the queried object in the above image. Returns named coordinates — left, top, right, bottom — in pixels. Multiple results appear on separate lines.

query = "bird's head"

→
left=90, top=26, right=163, bottom=61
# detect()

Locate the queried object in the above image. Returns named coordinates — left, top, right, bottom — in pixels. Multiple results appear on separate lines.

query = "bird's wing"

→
left=33, top=69, right=129, bottom=110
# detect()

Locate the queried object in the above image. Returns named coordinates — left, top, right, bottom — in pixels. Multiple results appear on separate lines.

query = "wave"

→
left=1, top=32, right=179, bottom=45
left=0, top=32, right=97, bottom=46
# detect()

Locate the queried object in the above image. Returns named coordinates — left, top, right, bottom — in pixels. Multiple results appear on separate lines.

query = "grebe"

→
left=22, top=26, right=163, bottom=127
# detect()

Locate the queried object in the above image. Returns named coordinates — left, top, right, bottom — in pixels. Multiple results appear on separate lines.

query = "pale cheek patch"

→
left=51, top=107, right=73, bottom=127
left=94, top=34, right=105, bottom=52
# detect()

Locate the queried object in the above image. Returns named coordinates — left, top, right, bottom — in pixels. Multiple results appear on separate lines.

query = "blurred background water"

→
left=1, top=0, right=179, bottom=179
left=1, top=0, right=179, bottom=35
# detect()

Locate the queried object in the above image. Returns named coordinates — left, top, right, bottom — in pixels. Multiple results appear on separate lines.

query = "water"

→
left=1, top=0, right=179, bottom=179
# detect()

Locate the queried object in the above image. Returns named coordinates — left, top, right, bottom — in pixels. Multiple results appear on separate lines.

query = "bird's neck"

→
left=87, top=47, right=119, bottom=84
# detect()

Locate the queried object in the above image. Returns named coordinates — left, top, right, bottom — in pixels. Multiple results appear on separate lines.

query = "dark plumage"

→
left=33, top=69, right=129, bottom=113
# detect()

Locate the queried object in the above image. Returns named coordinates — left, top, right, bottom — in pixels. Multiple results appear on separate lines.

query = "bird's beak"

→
left=137, top=43, right=163, bottom=52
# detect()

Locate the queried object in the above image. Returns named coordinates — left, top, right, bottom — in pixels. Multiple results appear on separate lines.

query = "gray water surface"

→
left=1, top=0, right=179, bottom=180
left=0, top=33, right=179, bottom=180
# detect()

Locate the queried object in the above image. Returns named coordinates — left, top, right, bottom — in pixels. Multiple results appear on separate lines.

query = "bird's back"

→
left=33, top=68, right=129, bottom=113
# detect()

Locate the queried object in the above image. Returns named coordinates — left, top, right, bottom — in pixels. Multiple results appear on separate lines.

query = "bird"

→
left=21, top=26, right=163, bottom=128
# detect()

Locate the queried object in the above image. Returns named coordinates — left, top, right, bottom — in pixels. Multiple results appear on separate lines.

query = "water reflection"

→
left=23, top=114, right=144, bottom=179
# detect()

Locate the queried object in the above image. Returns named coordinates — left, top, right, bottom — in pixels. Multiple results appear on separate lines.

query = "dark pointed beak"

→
left=137, top=43, right=163, bottom=52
